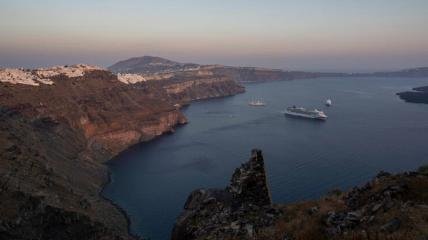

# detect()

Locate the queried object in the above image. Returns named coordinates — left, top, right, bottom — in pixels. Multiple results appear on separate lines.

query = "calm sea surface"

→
left=103, top=77, right=428, bottom=240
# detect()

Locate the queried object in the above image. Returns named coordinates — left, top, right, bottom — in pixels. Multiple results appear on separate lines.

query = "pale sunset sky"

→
left=1, top=0, right=428, bottom=72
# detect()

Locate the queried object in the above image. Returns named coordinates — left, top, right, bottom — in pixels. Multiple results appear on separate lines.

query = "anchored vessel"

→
left=326, top=99, right=332, bottom=106
left=248, top=99, right=266, bottom=106
left=284, top=106, right=327, bottom=120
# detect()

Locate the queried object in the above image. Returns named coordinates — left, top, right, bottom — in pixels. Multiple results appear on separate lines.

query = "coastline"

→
left=0, top=67, right=245, bottom=239
left=100, top=121, right=189, bottom=239
left=99, top=92, right=244, bottom=239
left=105, top=77, right=428, bottom=239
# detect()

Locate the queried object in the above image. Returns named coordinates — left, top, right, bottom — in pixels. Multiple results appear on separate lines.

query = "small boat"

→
left=248, top=99, right=266, bottom=106
left=284, top=106, right=327, bottom=120
left=325, top=99, right=332, bottom=107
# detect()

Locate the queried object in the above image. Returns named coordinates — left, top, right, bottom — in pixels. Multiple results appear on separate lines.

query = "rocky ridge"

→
left=109, top=57, right=428, bottom=85
left=172, top=149, right=282, bottom=240
left=108, top=56, right=346, bottom=84
left=108, top=56, right=200, bottom=74
left=174, top=151, right=428, bottom=240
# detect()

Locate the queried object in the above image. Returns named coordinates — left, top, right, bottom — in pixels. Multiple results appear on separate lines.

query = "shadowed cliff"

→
left=172, top=149, right=282, bottom=240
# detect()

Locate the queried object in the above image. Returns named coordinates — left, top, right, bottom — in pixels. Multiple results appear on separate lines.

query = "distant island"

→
left=108, top=56, right=428, bottom=83
left=397, top=86, right=428, bottom=104
left=351, top=67, right=428, bottom=78
left=109, top=56, right=428, bottom=107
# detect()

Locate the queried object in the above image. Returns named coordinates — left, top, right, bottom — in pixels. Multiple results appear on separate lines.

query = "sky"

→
left=1, top=0, right=428, bottom=72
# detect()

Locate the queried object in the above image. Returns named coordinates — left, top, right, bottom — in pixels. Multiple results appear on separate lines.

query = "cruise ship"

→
left=284, top=106, right=327, bottom=120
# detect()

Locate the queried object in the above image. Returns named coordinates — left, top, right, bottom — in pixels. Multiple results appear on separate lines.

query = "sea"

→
left=103, top=77, right=428, bottom=240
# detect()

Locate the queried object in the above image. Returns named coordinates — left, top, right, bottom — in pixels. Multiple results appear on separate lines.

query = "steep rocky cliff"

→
left=157, top=75, right=245, bottom=102
left=173, top=151, right=428, bottom=240
left=172, top=149, right=282, bottom=240
left=0, top=65, right=244, bottom=239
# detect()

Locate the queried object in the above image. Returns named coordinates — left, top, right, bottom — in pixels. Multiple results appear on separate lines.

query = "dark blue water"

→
left=103, top=77, right=428, bottom=240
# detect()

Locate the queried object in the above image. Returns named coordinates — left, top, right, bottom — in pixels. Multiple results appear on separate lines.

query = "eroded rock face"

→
left=172, top=155, right=428, bottom=240
left=0, top=66, right=244, bottom=239
left=161, top=76, right=245, bottom=102
left=172, top=149, right=280, bottom=240
left=228, top=149, right=272, bottom=207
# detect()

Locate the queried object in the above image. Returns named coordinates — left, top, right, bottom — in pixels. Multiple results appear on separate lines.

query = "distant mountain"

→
left=108, top=56, right=346, bottom=83
left=109, top=56, right=428, bottom=83
left=108, top=56, right=200, bottom=74
left=354, top=67, right=428, bottom=78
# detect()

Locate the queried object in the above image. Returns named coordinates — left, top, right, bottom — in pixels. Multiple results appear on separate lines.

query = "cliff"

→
left=172, top=149, right=282, bottom=240
left=210, top=66, right=344, bottom=83
left=173, top=150, right=428, bottom=240
left=157, top=75, right=245, bottom=102
left=110, top=57, right=428, bottom=85
left=108, top=56, right=345, bottom=84
left=0, top=65, right=244, bottom=239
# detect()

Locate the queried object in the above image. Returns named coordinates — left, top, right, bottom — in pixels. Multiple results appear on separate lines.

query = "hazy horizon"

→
left=1, top=0, right=428, bottom=72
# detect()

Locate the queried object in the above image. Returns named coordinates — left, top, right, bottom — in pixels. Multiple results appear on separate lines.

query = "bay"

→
left=103, top=77, right=428, bottom=240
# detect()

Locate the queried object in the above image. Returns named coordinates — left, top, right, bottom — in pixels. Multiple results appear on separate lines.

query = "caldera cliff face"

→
left=0, top=65, right=244, bottom=239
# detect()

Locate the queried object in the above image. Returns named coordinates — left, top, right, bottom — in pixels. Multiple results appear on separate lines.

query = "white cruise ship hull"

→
left=284, top=111, right=327, bottom=120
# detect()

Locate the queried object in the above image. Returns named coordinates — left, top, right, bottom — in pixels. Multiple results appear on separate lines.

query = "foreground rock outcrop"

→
left=172, top=149, right=282, bottom=240
left=173, top=151, right=428, bottom=240
left=0, top=65, right=244, bottom=239
left=276, top=168, right=428, bottom=240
